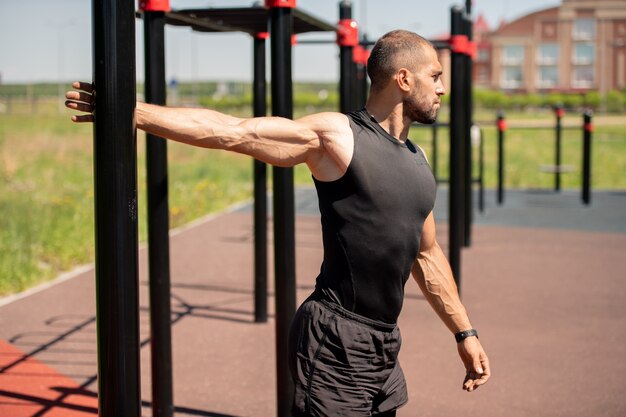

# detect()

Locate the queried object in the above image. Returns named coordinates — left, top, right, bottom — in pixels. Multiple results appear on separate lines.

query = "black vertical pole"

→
left=432, top=124, right=438, bottom=181
left=555, top=105, right=563, bottom=192
left=92, top=0, right=140, bottom=416
left=253, top=32, right=268, bottom=323
left=478, top=127, right=485, bottom=213
left=497, top=110, right=506, bottom=205
left=582, top=110, right=593, bottom=205
left=143, top=6, right=174, bottom=417
left=463, top=6, right=473, bottom=247
left=449, top=5, right=465, bottom=287
left=339, top=0, right=353, bottom=113
left=269, top=3, right=295, bottom=416
left=357, top=38, right=369, bottom=109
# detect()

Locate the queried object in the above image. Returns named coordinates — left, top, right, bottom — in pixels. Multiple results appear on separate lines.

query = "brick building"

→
left=488, top=0, right=626, bottom=94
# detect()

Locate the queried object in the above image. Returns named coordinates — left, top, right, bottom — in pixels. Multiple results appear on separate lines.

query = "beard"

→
left=403, top=92, right=439, bottom=124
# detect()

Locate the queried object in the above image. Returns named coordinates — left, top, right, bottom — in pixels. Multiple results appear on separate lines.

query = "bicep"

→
left=234, top=112, right=352, bottom=170
left=420, top=211, right=437, bottom=254
left=233, top=116, right=322, bottom=166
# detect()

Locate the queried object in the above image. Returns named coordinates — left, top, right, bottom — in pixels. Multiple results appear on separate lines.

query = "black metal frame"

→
left=495, top=110, right=594, bottom=206
left=448, top=5, right=466, bottom=287
left=92, top=0, right=141, bottom=416
left=144, top=9, right=174, bottom=417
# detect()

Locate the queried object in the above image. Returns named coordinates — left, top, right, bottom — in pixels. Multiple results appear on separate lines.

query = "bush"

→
left=526, top=93, right=543, bottom=109
left=606, top=90, right=625, bottom=113
left=583, top=91, right=601, bottom=110
left=545, top=93, right=564, bottom=108
left=473, top=89, right=508, bottom=109
left=562, top=94, right=583, bottom=111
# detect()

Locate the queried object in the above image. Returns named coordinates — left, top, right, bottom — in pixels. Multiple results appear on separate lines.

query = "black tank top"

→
left=313, top=109, right=437, bottom=324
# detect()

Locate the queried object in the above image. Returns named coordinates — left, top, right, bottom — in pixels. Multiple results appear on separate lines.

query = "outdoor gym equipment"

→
left=495, top=108, right=594, bottom=205
left=90, top=1, right=477, bottom=416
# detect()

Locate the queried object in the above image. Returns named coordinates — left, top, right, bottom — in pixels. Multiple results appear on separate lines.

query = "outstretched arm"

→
left=134, top=102, right=321, bottom=167
left=65, top=82, right=353, bottom=177
left=412, top=212, right=491, bottom=392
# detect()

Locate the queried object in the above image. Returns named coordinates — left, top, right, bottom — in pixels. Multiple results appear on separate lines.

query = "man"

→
left=66, top=30, right=490, bottom=417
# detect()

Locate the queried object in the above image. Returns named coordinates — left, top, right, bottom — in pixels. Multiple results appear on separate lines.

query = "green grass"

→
left=0, top=97, right=625, bottom=296
left=0, top=103, right=256, bottom=294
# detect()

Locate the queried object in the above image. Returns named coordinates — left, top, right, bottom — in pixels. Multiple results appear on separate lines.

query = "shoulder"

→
left=296, top=112, right=354, bottom=155
left=296, top=112, right=351, bottom=133
left=297, top=112, right=355, bottom=182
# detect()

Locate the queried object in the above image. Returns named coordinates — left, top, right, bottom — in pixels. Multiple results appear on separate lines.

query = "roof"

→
left=493, top=7, right=559, bottom=37
left=474, top=13, right=490, bottom=34
left=162, top=6, right=337, bottom=36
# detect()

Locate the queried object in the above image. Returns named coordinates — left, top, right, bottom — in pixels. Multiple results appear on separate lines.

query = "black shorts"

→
left=288, top=292, right=408, bottom=416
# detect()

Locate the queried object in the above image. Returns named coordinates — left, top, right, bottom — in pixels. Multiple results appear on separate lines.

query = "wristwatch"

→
left=455, top=328, right=478, bottom=343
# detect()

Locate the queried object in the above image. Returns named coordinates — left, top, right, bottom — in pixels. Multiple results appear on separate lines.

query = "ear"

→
left=395, top=68, right=412, bottom=92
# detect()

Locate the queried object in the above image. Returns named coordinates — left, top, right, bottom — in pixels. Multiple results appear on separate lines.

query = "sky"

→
left=0, top=0, right=559, bottom=84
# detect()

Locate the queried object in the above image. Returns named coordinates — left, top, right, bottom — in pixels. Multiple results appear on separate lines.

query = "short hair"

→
left=367, top=30, right=435, bottom=91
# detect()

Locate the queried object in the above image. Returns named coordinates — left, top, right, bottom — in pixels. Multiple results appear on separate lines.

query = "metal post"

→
left=143, top=5, right=174, bottom=417
left=253, top=32, right=269, bottom=323
left=92, top=0, right=140, bottom=416
left=463, top=10, right=473, bottom=247
left=555, top=105, right=564, bottom=192
left=357, top=39, right=369, bottom=109
left=268, top=2, right=296, bottom=416
left=339, top=0, right=354, bottom=113
left=449, top=5, right=465, bottom=287
left=582, top=110, right=593, bottom=205
left=497, top=110, right=506, bottom=205
left=432, top=124, right=438, bottom=181
left=478, top=127, right=485, bottom=213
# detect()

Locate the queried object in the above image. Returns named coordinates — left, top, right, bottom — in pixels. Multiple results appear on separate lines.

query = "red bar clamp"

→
left=352, top=45, right=370, bottom=65
left=467, top=40, right=477, bottom=60
left=555, top=107, right=565, bottom=118
left=450, top=35, right=469, bottom=55
left=138, top=0, right=170, bottom=12
left=497, top=119, right=507, bottom=132
left=584, top=122, right=593, bottom=133
left=255, top=31, right=270, bottom=40
left=337, top=19, right=358, bottom=47
left=265, top=0, right=296, bottom=8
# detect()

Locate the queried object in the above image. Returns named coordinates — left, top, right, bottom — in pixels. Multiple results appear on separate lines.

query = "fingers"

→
left=65, top=100, right=93, bottom=113
left=65, top=90, right=93, bottom=104
left=462, top=356, right=491, bottom=392
left=66, top=81, right=95, bottom=123
left=72, top=81, right=94, bottom=93
left=71, top=114, right=94, bottom=123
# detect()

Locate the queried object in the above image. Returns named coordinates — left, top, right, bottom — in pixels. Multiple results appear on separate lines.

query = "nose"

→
left=436, top=84, right=445, bottom=96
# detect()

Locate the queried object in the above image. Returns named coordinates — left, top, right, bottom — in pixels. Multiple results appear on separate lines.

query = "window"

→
left=573, top=43, right=595, bottom=65
left=500, top=45, right=524, bottom=89
left=537, top=67, right=559, bottom=88
left=536, top=43, right=559, bottom=89
left=537, top=44, right=559, bottom=65
left=478, top=48, right=490, bottom=62
left=572, top=66, right=594, bottom=88
left=478, top=67, right=489, bottom=83
left=501, top=67, right=523, bottom=89
left=502, top=45, right=524, bottom=65
left=573, top=19, right=595, bottom=41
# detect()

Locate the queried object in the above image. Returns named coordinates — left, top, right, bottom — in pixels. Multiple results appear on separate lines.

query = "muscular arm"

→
left=412, top=212, right=491, bottom=392
left=412, top=212, right=471, bottom=332
left=65, top=82, right=353, bottom=181
left=136, top=103, right=319, bottom=167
